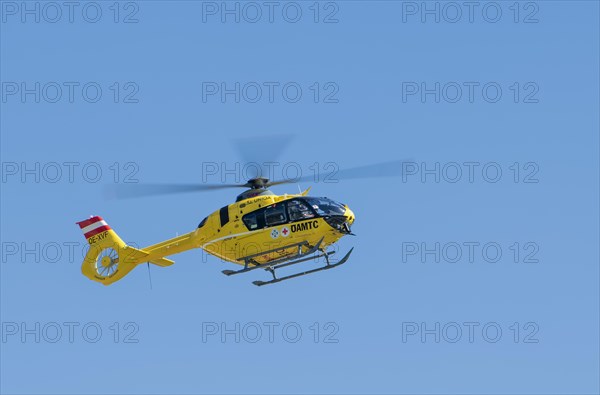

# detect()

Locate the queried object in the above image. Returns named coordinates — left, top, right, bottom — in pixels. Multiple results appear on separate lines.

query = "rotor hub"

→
left=244, top=177, right=270, bottom=189
left=101, top=256, right=113, bottom=267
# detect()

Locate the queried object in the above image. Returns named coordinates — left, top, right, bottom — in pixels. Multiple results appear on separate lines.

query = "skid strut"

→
left=221, top=238, right=323, bottom=276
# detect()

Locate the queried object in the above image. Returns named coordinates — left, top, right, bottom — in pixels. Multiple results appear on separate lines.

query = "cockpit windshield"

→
left=304, top=197, right=346, bottom=216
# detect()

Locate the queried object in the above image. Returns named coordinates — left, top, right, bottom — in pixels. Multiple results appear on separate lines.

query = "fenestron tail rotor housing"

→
left=95, top=248, right=119, bottom=277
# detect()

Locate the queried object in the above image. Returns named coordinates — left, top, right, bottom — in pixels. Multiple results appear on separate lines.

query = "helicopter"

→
left=76, top=138, right=407, bottom=286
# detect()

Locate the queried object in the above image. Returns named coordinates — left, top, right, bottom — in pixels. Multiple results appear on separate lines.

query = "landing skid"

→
left=253, top=247, right=353, bottom=287
left=221, top=237, right=353, bottom=286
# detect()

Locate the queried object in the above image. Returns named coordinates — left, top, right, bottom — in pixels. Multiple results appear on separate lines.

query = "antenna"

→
left=146, top=262, right=153, bottom=290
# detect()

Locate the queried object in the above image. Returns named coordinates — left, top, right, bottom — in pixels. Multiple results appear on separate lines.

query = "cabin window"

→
left=304, top=197, right=346, bottom=216
left=243, top=212, right=259, bottom=230
left=264, top=204, right=287, bottom=226
left=242, top=201, right=292, bottom=231
left=287, top=199, right=315, bottom=221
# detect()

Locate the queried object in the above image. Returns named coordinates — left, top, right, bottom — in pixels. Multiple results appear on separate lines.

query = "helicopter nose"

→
left=344, top=206, right=355, bottom=225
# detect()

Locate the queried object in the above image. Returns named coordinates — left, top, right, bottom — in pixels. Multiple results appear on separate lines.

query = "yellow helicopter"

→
left=76, top=147, right=404, bottom=286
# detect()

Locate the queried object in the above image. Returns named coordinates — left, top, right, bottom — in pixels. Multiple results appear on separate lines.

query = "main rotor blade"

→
left=107, top=158, right=414, bottom=199
left=106, top=183, right=244, bottom=199
left=233, top=134, right=294, bottom=178
left=267, top=159, right=413, bottom=187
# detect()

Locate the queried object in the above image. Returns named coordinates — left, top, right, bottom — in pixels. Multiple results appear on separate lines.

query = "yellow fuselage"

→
left=143, top=192, right=354, bottom=266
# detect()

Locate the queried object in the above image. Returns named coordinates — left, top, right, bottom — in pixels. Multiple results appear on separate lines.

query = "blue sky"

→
left=1, top=1, right=599, bottom=394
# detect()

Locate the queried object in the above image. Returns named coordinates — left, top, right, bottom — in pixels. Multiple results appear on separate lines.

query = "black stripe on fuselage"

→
left=220, top=206, right=230, bottom=227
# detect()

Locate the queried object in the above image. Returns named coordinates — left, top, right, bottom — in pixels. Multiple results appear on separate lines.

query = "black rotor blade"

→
left=266, top=159, right=413, bottom=187
left=106, top=183, right=245, bottom=199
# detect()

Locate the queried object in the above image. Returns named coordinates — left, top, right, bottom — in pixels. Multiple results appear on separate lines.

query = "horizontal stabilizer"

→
left=149, top=257, right=175, bottom=267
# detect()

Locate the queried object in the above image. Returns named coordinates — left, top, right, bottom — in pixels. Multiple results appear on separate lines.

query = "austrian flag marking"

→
left=77, top=216, right=111, bottom=239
